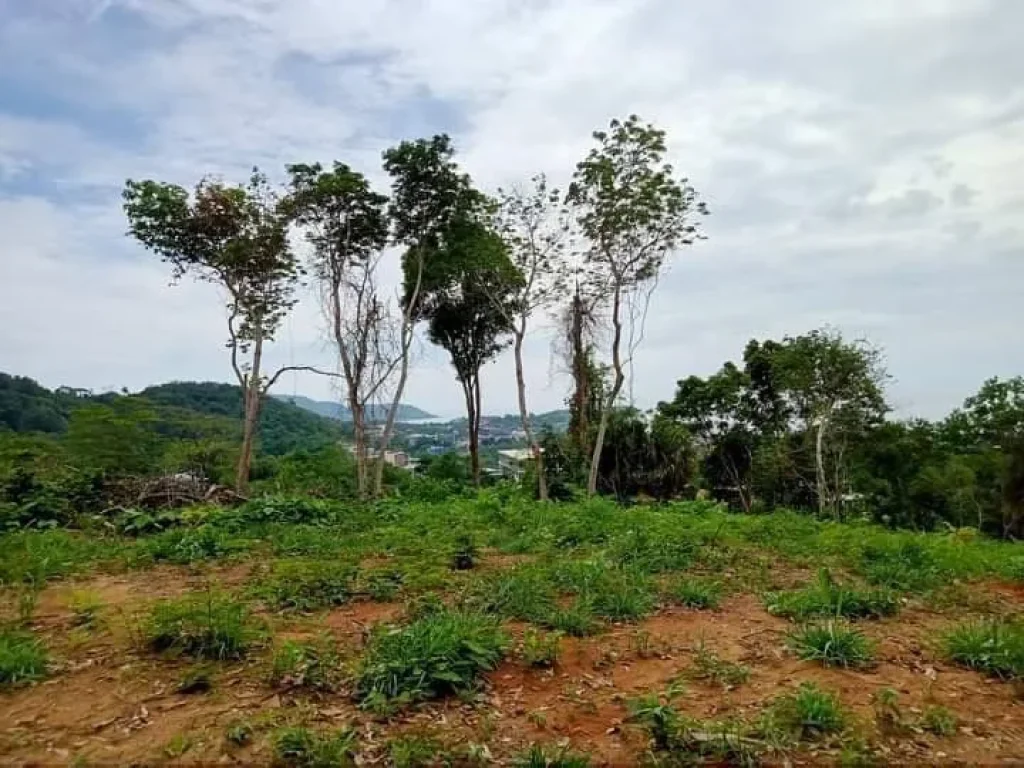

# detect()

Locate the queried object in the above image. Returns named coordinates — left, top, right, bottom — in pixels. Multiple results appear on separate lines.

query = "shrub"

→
left=270, top=638, right=343, bottom=691
left=254, top=559, right=356, bottom=611
left=513, top=743, right=591, bottom=767
left=355, top=609, right=508, bottom=709
left=786, top=621, right=874, bottom=668
left=666, top=577, right=722, bottom=610
left=225, top=497, right=339, bottom=528
left=520, top=628, right=562, bottom=668
left=144, top=592, right=258, bottom=660
left=942, top=619, right=1024, bottom=679
left=0, top=629, right=48, bottom=686
left=767, top=683, right=846, bottom=740
left=765, top=569, right=899, bottom=620
left=272, top=726, right=356, bottom=767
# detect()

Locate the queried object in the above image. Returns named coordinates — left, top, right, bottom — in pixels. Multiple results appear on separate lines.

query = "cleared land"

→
left=3, top=496, right=1024, bottom=765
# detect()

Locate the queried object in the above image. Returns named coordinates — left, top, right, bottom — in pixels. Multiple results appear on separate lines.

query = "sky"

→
left=1, top=0, right=1021, bottom=420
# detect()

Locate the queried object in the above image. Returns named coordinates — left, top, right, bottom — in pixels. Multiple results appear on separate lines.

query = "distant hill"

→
left=446, top=409, right=570, bottom=431
left=0, top=374, right=343, bottom=456
left=275, top=394, right=436, bottom=422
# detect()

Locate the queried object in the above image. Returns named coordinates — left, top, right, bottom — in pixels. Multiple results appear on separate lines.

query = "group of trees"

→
left=123, top=115, right=708, bottom=499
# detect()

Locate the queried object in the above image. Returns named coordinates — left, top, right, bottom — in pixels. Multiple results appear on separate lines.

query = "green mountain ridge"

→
left=273, top=393, right=436, bottom=422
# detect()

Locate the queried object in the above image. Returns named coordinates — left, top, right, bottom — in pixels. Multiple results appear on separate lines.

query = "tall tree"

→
left=380, top=135, right=479, bottom=495
left=124, top=170, right=310, bottom=493
left=568, top=115, right=708, bottom=495
left=488, top=175, right=570, bottom=499
left=284, top=162, right=392, bottom=498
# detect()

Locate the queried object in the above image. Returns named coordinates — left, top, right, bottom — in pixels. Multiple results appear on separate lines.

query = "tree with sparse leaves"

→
left=568, top=115, right=708, bottom=496
left=123, top=170, right=317, bottom=493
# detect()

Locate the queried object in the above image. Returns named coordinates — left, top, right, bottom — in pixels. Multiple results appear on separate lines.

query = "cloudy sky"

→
left=1, top=0, right=1021, bottom=419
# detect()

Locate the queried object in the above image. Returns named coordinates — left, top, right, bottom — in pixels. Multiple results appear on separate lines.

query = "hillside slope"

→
left=275, top=393, right=436, bottom=422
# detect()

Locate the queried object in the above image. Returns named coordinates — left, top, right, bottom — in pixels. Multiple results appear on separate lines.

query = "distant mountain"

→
left=275, top=394, right=436, bottom=422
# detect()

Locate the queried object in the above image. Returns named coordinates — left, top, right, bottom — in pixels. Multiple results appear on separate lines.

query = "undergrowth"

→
left=144, top=591, right=259, bottom=660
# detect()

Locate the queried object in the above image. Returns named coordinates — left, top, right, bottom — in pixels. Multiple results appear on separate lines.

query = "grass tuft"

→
left=942, top=619, right=1024, bottom=679
left=786, top=621, right=874, bottom=668
left=665, top=576, right=723, bottom=610
left=766, top=569, right=899, bottom=620
left=272, top=726, right=356, bottom=767
left=921, top=705, right=958, bottom=736
left=254, top=559, right=355, bottom=611
left=269, top=638, right=343, bottom=691
left=766, top=682, right=846, bottom=740
left=519, top=628, right=562, bottom=668
left=0, top=628, right=48, bottom=686
left=513, top=743, right=592, bottom=767
left=144, top=591, right=258, bottom=660
left=689, top=640, right=750, bottom=687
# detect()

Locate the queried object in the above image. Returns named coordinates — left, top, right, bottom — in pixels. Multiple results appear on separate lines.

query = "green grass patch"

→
left=766, top=682, right=846, bottom=740
left=269, top=638, right=343, bottom=691
left=355, top=609, right=508, bottom=711
left=519, top=628, right=562, bottom=668
left=139, top=525, right=246, bottom=565
left=0, top=529, right=119, bottom=585
left=387, top=735, right=445, bottom=768
left=921, top=705, right=958, bottom=736
left=765, top=569, right=899, bottom=620
left=513, top=743, right=592, bottom=767
left=665, top=576, right=722, bottom=609
left=254, top=559, right=356, bottom=611
left=786, top=621, right=874, bottom=668
left=0, top=628, right=48, bottom=686
left=272, top=726, right=356, bottom=767
left=144, top=591, right=259, bottom=660
left=942, top=619, right=1024, bottom=679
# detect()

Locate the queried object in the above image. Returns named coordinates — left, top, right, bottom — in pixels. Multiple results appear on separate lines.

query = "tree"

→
left=376, top=135, right=478, bottom=497
left=424, top=223, right=517, bottom=484
left=285, top=162, right=392, bottom=498
left=486, top=175, right=570, bottom=499
left=568, top=115, right=708, bottom=495
left=65, top=398, right=163, bottom=476
left=124, top=170, right=315, bottom=493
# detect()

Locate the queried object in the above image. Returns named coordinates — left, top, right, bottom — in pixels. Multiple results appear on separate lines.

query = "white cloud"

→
left=0, top=0, right=1021, bottom=420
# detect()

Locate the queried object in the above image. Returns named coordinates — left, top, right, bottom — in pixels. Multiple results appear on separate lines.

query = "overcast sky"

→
left=1, top=0, right=1021, bottom=419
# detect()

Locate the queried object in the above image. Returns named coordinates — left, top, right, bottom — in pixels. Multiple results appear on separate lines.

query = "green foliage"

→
left=225, top=720, right=255, bottom=746
left=786, top=621, right=874, bottom=668
left=65, top=399, right=163, bottom=476
left=387, top=735, right=445, bottom=768
left=513, top=743, right=591, bottom=768
left=765, top=569, right=899, bottom=620
left=355, top=609, right=508, bottom=709
left=140, top=525, right=243, bottom=564
left=144, top=592, right=258, bottom=660
left=0, top=628, right=48, bottom=686
left=921, top=705, right=958, bottom=736
left=269, top=638, right=343, bottom=691
left=666, top=577, right=722, bottom=610
left=224, top=496, right=341, bottom=528
left=942, top=619, right=1024, bottom=679
left=519, top=628, right=562, bottom=668
left=767, top=683, right=846, bottom=740
left=272, top=727, right=356, bottom=768
left=254, top=559, right=355, bottom=611
left=0, top=529, right=118, bottom=585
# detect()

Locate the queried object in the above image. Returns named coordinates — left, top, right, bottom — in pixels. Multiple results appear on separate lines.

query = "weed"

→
left=16, top=588, right=38, bottom=624
left=871, top=687, right=905, bottom=734
left=765, top=569, right=899, bottom=620
left=254, top=559, right=355, bottom=611
left=451, top=533, right=477, bottom=570
left=144, top=591, right=258, bottom=660
left=0, top=529, right=117, bottom=585
left=544, top=599, right=598, bottom=637
left=357, top=568, right=405, bottom=601
left=786, top=621, right=874, bottom=668
left=468, top=567, right=556, bottom=623
left=627, top=693, right=682, bottom=751
left=767, top=682, right=846, bottom=740
left=388, top=735, right=444, bottom=767
left=859, top=541, right=943, bottom=591
left=666, top=577, right=722, bottom=610
left=520, top=628, right=562, bottom=668
left=0, top=628, right=47, bottom=686
left=68, top=590, right=104, bottom=628
left=942, top=619, right=1024, bottom=679
left=689, top=640, right=750, bottom=687
left=629, top=629, right=654, bottom=658
left=586, top=570, right=655, bottom=621
left=513, top=743, right=591, bottom=767
left=272, top=726, right=356, bottom=767
left=225, top=720, right=255, bottom=746
left=356, top=609, right=508, bottom=709
left=163, top=733, right=194, bottom=758
left=176, top=664, right=214, bottom=694
left=270, top=638, right=343, bottom=691
left=141, top=525, right=243, bottom=565
left=921, top=705, right=958, bottom=736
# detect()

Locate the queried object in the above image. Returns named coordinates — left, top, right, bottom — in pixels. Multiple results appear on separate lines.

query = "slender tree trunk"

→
left=587, top=284, right=625, bottom=496
left=235, top=331, right=265, bottom=494
left=513, top=331, right=548, bottom=500
left=461, top=377, right=481, bottom=485
left=814, top=403, right=834, bottom=518
left=351, top=398, right=367, bottom=499
left=568, top=290, right=590, bottom=462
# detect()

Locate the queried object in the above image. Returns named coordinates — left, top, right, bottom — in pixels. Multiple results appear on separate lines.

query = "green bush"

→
left=254, top=559, right=355, bottom=611
left=665, top=577, right=722, bottom=609
left=222, top=496, right=340, bottom=529
left=144, top=592, right=258, bottom=660
left=765, top=569, right=899, bottom=620
left=786, top=621, right=874, bottom=668
left=272, top=726, right=356, bottom=767
left=0, top=628, right=48, bottom=686
left=355, top=609, right=508, bottom=709
left=270, top=638, right=343, bottom=691
left=942, top=619, right=1024, bottom=679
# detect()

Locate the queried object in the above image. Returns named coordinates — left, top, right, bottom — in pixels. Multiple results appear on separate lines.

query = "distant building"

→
left=496, top=448, right=537, bottom=480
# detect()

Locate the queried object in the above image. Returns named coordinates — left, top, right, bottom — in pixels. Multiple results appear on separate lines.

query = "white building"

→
left=497, top=448, right=536, bottom=479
